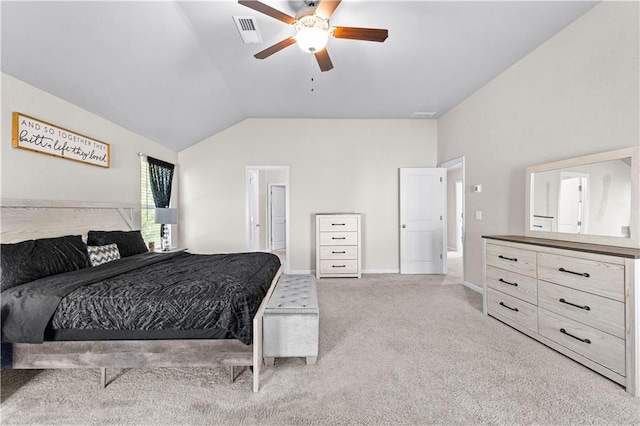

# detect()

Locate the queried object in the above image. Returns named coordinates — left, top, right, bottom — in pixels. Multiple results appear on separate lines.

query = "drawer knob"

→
left=498, top=255, right=518, bottom=262
left=332, top=251, right=346, bottom=254
left=498, top=278, right=518, bottom=287
left=499, top=301, right=519, bottom=312
left=332, top=237, right=346, bottom=240
left=560, top=328, right=591, bottom=344
left=559, top=298, right=591, bottom=311
left=332, top=223, right=346, bottom=226
left=558, top=267, right=590, bottom=278
left=332, top=265, right=346, bottom=268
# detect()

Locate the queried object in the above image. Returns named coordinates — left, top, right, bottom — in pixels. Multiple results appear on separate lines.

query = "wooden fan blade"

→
left=332, top=27, right=388, bottom=42
left=314, top=49, right=334, bottom=72
left=254, top=36, right=296, bottom=59
left=238, top=0, right=296, bottom=25
left=315, top=0, right=342, bottom=19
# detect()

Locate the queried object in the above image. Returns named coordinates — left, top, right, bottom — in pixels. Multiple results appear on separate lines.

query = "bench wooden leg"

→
left=230, top=366, right=235, bottom=383
left=100, top=368, right=107, bottom=388
left=264, top=357, right=275, bottom=366
left=306, top=356, right=317, bottom=365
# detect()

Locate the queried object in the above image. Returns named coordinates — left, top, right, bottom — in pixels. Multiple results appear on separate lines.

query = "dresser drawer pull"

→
left=332, top=251, right=346, bottom=254
left=560, top=328, right=591, bottom=344
left=498, top=278, right=518, bottom=287
left=498, top=255, right=518, bottom=262
left=332, top=265, right=346, bottom=268
left=559, top=298, right=591, bottom=311
left=499, top=301, right=519, bottom=312
left=558, top=267, right=590, bottom=278
left=332, top=223, right=346, bottom=226
left=332, top=237, right=346, bottom=240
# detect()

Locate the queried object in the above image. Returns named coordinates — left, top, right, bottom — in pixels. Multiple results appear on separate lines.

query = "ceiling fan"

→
left=238, top=0, right=388, bottom=72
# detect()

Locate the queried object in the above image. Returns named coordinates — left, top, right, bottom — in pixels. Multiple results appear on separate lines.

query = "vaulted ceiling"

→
left=1, top=1, right=598, bottom=151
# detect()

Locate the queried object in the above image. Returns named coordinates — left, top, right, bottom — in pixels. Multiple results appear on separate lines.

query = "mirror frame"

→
left=525, top=146, right=640, bottom=248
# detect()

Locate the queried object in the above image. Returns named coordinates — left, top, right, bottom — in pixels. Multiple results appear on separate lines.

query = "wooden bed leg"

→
left=230, top=366, right=235, bottom=383
left=100, top=368, right=107, bottom=388
left=264, top=357, right=275, bottom=366
left=253, top=301, right=263, bottom=392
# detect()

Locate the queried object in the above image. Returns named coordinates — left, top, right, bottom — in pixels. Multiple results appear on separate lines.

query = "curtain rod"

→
left=138, top=152, right=179, bottom=167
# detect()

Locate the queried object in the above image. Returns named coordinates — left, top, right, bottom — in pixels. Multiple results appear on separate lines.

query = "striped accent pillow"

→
left=87, top=243, right=121, bottom=267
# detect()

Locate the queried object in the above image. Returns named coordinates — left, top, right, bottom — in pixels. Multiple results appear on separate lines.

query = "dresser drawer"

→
left=487, top=288, right=538, bottom=333
left=319, top=259, right=358, bottom=274
left=319, top=232, right=358, bottom=246
left=538, top=252, right=624, bottom=302
left=486, top=266, right=537, bottom=305
left=486, top=243, right=537, bottom=278
left=319, top=246, right=358, bottom=260
left=538, top=281, right=624, bottom=339
left=538, top=308, right=625, bottom=376
left=318, top=216, right=359, bottom=232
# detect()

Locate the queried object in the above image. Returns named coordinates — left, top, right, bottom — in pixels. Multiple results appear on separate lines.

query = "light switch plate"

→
left=473, top=184, right=482, bottom=193
left=475, top=210, right=483, bottom=220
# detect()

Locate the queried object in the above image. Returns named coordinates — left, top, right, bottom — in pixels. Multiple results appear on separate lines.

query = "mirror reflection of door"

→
left=558, top=172, right=589, bottom=234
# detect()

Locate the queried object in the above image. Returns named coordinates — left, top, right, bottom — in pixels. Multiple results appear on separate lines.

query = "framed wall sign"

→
left=12, top=112, right=110, bottom=168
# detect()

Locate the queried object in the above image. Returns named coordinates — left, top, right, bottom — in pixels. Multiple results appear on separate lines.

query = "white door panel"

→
left=270, top=185, right=286, bottom=250
left=400, top=168, right=446, bottom=274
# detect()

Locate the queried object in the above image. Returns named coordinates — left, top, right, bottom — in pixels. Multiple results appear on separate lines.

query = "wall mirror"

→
left=525, top=146, right=639, bottom=248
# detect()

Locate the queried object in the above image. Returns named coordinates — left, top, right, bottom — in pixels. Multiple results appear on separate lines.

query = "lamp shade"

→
left=154, top=208, right=178, bottom=225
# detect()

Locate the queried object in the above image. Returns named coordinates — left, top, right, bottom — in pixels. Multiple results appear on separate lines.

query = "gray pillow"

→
left=1, top=235, right=90, bottom=292
left=87, top=230, right=148, bottom=258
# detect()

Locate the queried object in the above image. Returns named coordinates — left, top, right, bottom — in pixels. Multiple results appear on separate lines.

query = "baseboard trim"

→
left=362, top=269, right=400, bottom=274
left=463, top=281, right=483, bottom=293
left=288, top=269, right=313, bottom=275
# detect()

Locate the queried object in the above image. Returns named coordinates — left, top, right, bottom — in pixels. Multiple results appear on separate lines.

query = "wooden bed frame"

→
left=1, top=198, right=283, bottom=392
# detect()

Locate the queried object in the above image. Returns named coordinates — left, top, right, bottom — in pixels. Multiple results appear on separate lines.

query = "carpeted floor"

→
left=2, top=271, right=639, bottom=425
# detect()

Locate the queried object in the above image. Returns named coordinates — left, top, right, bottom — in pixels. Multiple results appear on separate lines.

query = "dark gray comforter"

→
left=1, top=251, right=281, bottom=345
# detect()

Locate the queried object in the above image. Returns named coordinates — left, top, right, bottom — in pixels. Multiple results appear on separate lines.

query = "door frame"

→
left=438, top=156, right=469, bottom=288
left=455, top=179, right=463, bottom=253
left=245, top=166, right=290, bottom=274
left=267, top=183, right=287, bottom=251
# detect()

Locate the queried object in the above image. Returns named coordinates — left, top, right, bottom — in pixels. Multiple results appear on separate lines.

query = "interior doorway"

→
left=438, top=156, right=467, bottom=288
left=246, top=166, right=290, bottom=273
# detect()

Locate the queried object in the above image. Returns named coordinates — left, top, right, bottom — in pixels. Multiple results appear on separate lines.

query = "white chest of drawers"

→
left=316, top=214, right=361, bottom=279
left=483, top=235, right=640, bottom=396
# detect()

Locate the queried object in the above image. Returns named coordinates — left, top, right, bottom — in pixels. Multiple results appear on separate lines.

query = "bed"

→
left=0, top=199, right=283, bottom=392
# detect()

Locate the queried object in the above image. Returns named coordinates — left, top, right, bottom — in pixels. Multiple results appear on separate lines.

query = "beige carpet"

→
left=2, top=273, right=639, bottom=425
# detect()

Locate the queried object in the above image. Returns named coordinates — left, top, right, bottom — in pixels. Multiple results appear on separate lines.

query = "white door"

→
left=270, top=185, right=286, bottom=250
left=247, top=170, right=260, bottom=251
left=400, top=168, right=446, bottom=274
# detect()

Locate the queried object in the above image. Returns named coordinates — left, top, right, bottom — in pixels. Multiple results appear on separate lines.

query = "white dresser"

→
left=315, top=213, right=361, bottom=279
left=483, top=235, right=640, bottom=396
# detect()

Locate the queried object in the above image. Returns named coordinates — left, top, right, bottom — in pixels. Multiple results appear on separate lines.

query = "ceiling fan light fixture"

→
left=295, top=26, right=329, bottom=53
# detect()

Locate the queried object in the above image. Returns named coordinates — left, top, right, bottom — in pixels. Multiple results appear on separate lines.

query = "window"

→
left=140, top=158, right=162, bottom=248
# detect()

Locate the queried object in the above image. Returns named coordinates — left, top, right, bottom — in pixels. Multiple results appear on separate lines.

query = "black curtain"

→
left=148, top=157, right=175, bottom=237
left=148, top=157, right=175, bottom=209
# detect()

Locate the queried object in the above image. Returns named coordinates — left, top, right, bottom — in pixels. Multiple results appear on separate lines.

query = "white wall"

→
left=1, top=73, right=178, bottom=230
left=179, top=118, right=438, bottom=273
left=437, top=2, right=640, bottom=287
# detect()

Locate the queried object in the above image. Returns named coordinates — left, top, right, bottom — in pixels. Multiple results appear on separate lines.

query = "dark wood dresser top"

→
left=483, top=235, right=640, bottom=259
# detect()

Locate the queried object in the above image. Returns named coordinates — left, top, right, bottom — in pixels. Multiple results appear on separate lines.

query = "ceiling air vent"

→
left=410, top=112, right=436, bottom=119
left=233, top=16, right=262, bottom=44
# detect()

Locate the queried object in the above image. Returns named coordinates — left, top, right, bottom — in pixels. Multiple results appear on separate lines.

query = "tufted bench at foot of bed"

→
left=263, top=274, right=319, bottom=366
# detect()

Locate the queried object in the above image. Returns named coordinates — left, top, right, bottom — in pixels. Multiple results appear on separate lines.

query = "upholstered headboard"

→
left=1, top=199, right=135, bottom=243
